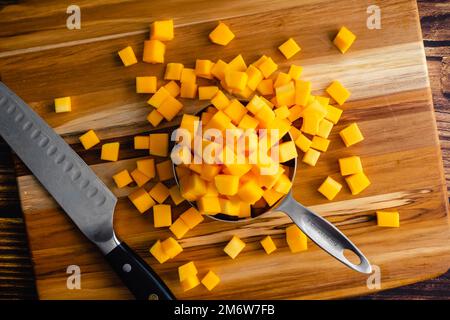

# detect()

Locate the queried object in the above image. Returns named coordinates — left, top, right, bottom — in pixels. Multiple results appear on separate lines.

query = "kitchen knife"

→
left=0, top=82, right=175, bottom=300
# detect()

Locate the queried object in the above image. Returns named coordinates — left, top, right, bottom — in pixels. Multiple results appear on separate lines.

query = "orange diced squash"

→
left=339, top=156, right=363, bottom=176
left=257, top=57, right=278, bottom=78
left=137, top=159, right=155, bottom=179
left=153, top=204, right=172, bottom=227
left=118, top=46, right=137, bottom=67
left=209, top=22, right=235, bottom=46
left=211, top=90, right=230, bottom=110
left=147, top=109, right=164, bottom=127
left=147, top=87, right=170, bottom=108
left=143, top=40, right=165, bottom=64
left=345, top=172, right=371, bottom=195
left=294, top=80, right=311, bottom=106
left=376, top=210, right=400, bottom=228
left=170, top=218, right=190, bottom=239
left=311, top=136, right=330, bottom=152
left=278, top=38, right=301, bottom=59
left=295, top=133, right=312, bottom=152
left=198, top=196, right=221, bottom=215
left=149, top=133, right=169, bottom=157
left=164, top=63, right=184, bottom=80
left=158, top=95, right=183, bottom=121
left=136, top=76, right=157, bottom=93
left=333, top=26, right=356, bottom=54
left=178, top=261, right=198, bottom=282
left=214, top=175, right=239, bottom=196
left=256, top=79, right=274, bottom=96
left=101, top=142, right=120, bottom=162
left=131, top=168, right=151, bottom=187
left=302, top=148, right=320, bottom=166
left=288, top=64, right=303, bottom=80
left=54, top=96, right=71, bottom=113
left=113, top=169, right=133, bottom=188
left=149, top=240, right=170, bottom=264
left=195, top=59, right=214, bottom=78
left=134, top=136, right=149, bottom=150
left=156, top=159, right=174, bottom=181
left=318, top=176, right=342, bottom=200
left=286, top=225, right=308, bottom=252
left=278, top=141, right=298, bottom=162
left=180, top=207, right=204, bottom=229
left=201, top=270, right=220, bottom=291
left=79, top=130, right=100, bottom=150
left=151, top=19, right=174, bottom=41
left=148, top=182, right=170, bottom=204
left=326, top=80, right=350, bottom=105
left=169, top=185, right=185, bottom=205
left=129, top=188, right=155, bottom=213
left=237, top=180, right=264, bottom=204
left=199, top=86, right=219, bottom=100
left=260, top=235, right=277, bottom=254
left=161, top=237, right=183, bottom=258
left=224, top=236, right=246, bottom=259
left=339, top=123, right=364, bottom=147
left=181, top=275, right=200, bottom=292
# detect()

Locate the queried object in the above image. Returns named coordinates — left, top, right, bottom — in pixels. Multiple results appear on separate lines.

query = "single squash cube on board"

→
left=128, top=188, right=155, bottom=213
left=164, top=63, right=184, bottom=80
left=149, top=240, right=170, bottom=264
left=258, top=57, right=278, bottom=78
left=333, top=26, right=356, bottom=54
left=295, top=133, right=312, bottom=152
left=118, top=46, right=137, bottom=67
left=302, top=148, right=320, bottom=166
left=147, top=108, right=164, bottom=127
left=339, top=156, right=363, bottom=176
left=278, top=38, right=301, bottom=59
left=198, top=196, right=221, bottom=215
left=151, top=19, right=174, bottom=41
left=294, top=80, right=311, bottom=106
left=198, top=86, right=219, bottom=100
left=148, top=182, right=170, bottom=204
left=181, top=275, right=200, bottom=292
left=286, top=225, right=308, bottom=252
left=143, top=40, right=166, bottom=64
left=339, top=123, right=364, bottom=147
left=153, top=204, right=172, bottom=228
left=137, top=158, right=155, bottom=179
left=161, top=237, right=183, bottom=259
left=224, top=236, right=246, bottom=259
left=317, top=118, right=334, bottom=139
left=134, top=135, right=149, bottom=150
left=164, top=81, right=180, bottom=97
left=178, top=261, right=198, bottom=282
left=326, top=80, right=351, bottom=106
left=311, top=136, right=330, bottom=152
left=288, top=64, right=303, bottom=80
left=169, top=218, right=190, bottom=239
left=260, top=235, right=277, bottom=254
left=112, top=170, right=133, bottom=189
left=325, top=105, right=343, bottom=124
left=101, top=142, right=120, bottom=162
left=169, top=185, right=185, bottom=205
left=209, top=22, right=235, bottom=46
left=149, top=133, right=169, bottom=157
left=156, top=159, right=174, bottom=181
left=180, top=207, right=204, bottom=229
left=345, top=172, right=371, bottom=195
left=201, top=271, right=221, bottom=291
left=147, top=87, right=170, bottom=108
left=79, top=130, right=100, bottom=150
left=318, top=176, right=343, bottom=200
left=130, top=169, right=150, bottom=187
left=136, top=76, right=157, bottom=93
left=376, top=210, right=400, bottom=228
left=180, top=68, right=197, bottom=84
left=54, top=96, right=71, bottom=113
left=195, top=59, right=214, bottom=78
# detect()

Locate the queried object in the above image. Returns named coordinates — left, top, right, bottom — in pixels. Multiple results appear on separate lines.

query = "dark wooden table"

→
left=0, top=0, right=449, bottom=300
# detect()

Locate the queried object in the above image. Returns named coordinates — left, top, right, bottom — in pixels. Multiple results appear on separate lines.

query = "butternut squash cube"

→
left=294, top=80, right=311, bottom=106
left=288, top=64, right=303, bottom=80
left=258, top=166, right=284, bottom=189
left=219, top=198, right=241, bottom=216
left=143, top=40, right=165, bottom=64
left=151, top=19, right=174, bottom=41
left=257, top=57, right=278, bottom=78
left=128, top=188, right=155, bottom=213
left=239, top=202, right=252, bottom=218
left=311, top=136, right=330, bottom=152
left=113, top=169, right=133, bottom=188
left=273, top=173, right=292, bottom=194
left=164, top=80, right=181, bottom=97
left=246, top=95, right=268, bottom=114
left=214, top=175, right=239, bottom=196
left=149, top=182, right=170, bottom=204
left=211, top=59, right=228, bottom=80
left=180, top=174, right=206, bottom=200
left=147, top=109, right=164, bottom=127
left=200, top=164, right=221, bottom=181
left=333, top=26, right=356, bottom=54
left=161, top=237, right=183, bottom=259
left=256, top=79, right=274, bottom=96
left=376, top=210, right=400, bottom=228
left=224, top=236, right=246, bottom=259
left=153, top=204, right=172, bottom=228
left=301, top=113, right=321, bottom=135
left=315, top=96, right=330, bottom=107
left=180, top=82, right=198, bottom=99
left=224, top=99, right=247, bottom=125
left=339, top=156, right=363, bottom=176
left=149, top=240, right=170, bottom=264
left=131, top=168, right=151, bottom=187
left=205, top=111, right=232, bottom=132
left=175, top=165, right=190, bottom=179
left=276, top=81, right=295, bottom=106
left=195, top=59, right=214, bottom=78
left=326, top=80, right=350, bottom=105
left=286, top=225, right=308, bottom=252
left=278, top=141, right=298, bottom=162
left=318, top=176, right=342, bottom=200
left=263, top=188, right=284, bottom=207
left=198, top=196, right=221, bottom=215
left=246, top=65, right=263, bottom=91
left=211, top=90, right=230, bottom=110
left=54, top=97, right=71, bottom=113
left=156, top=159, right=174, bottom=181
left=278, top=38, right=301, bottom=59
left=260, top=235, right=277, bottom=254
left=209, top=22, right=235, bottom=46
left=317, top=118, right=334, bottom=139
left=201, top=270, right=220, bottom=291
left=238, top=180, right=264, bottom=204
left=180, top=207, right=204, bottom=229
left=325, top=105, right=343, bottom=124
left=169, top=186, right=184, bottom=206
left=181, top=275, right=200, bottom=292
left=287, top=105, right=303, bottom=122
left=199, top=86, right=219, bottom=100
left=254, top=104, right=275, bottom=128
left=149, top=133, right=169, bottom=157
left=136, top=76, right=157, bottom=93
left=158, top=95, right=183, bottom=121
left=302, top=148, right=320, bottom=166
left=225, top=70, right=248, bottom=91
left=147, top=87, right=170, bottom=108
left=238, top=114, right=259, bottom=130
left=295, top=133, right=312, bottom=152
left=339, top=123, right=364, bottom=147
left=274, top=105, right=290, bottom=119
left=289, top=126, right=302, bottom=141
left=178, top=261, right=198, bottom=282
left=180, top=68, right=196, bottom=84
left=101, top=142, right=120, bottom=162
left=251, top=55, right=268, bottom=68
left=79, top=130, right=100, bottom=150
left=345, top=172, right=371, bottom=195
left=118, top=46, right=137, bottom=67
left=137, top=159, right=155, bottom=179
left=228, top=54, right=247, bottom=72
left=164, top=63, right=184, bottom=80
left=134, top=136, right=149, bottom=150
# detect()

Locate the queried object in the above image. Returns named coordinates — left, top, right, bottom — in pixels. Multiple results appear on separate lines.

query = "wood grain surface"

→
left=0, top=0, right=449, bottom=299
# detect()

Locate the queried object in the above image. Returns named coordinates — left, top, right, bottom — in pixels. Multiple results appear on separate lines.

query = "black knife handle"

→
left=105, top=241, right=175, bottom=300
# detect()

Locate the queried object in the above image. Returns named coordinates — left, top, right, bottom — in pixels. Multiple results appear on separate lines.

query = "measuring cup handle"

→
left=277, top=193, right=372, bottom=274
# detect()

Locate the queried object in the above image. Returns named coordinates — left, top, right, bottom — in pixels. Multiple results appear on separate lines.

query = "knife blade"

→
left=0, top=82, right=174, bottom=300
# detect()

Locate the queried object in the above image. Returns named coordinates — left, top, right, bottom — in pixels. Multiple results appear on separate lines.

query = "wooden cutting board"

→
left=1, top=0, right=449, bottom=299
